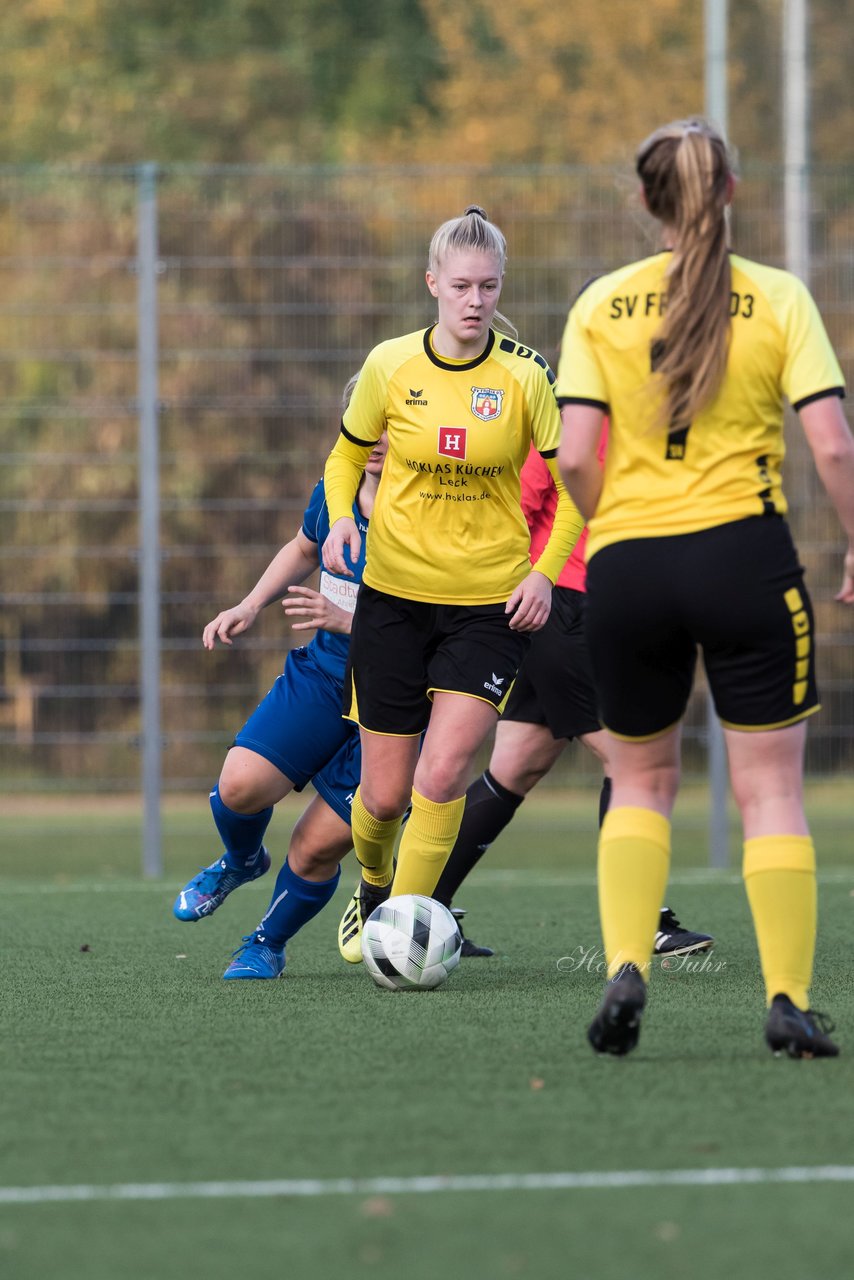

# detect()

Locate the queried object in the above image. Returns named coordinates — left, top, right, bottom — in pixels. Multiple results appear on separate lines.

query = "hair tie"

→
left=464, top=204, right=487, bottom=219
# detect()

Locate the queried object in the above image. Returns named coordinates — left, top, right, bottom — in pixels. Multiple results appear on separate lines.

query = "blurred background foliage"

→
left=1, top=0, right=852, bottom=166
left=0, top=2, right=852, bottom=792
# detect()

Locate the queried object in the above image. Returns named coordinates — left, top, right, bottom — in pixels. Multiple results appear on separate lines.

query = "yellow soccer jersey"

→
left=325, top=326, right=582, bottom=605
left=556, top=252, right=845, bottom=559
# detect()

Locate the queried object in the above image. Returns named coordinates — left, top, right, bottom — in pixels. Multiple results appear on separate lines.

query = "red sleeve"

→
left=520, top=446, right=557, bottom=538
left=521, top=423, right=609, bottom=591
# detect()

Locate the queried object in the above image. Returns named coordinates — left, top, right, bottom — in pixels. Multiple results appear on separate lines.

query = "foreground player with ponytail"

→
left=559, top=118, right=854, bottom=1058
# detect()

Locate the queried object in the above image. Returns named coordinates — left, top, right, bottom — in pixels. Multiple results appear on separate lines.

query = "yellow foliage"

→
left=392, top=0, right=703, bottom=165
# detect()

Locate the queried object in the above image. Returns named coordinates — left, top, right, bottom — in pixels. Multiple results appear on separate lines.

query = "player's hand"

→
left=505, top=571, right=552, bottom=633
left=322, top=517, right=360, bottom=577
left=835, top=546, right=854, bottom=604
left=282, top=585, right=353, bottom=635
left=202, top=601, right=259, bottom=649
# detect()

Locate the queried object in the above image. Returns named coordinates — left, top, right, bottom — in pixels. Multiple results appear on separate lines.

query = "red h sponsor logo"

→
left=438, top=427, right=467, bottom=460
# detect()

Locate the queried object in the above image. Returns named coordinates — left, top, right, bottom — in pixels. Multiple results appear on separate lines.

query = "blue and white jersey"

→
left=300, top=477, right=368, bottom=683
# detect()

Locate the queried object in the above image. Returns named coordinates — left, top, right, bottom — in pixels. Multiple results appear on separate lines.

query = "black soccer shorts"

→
left=344, top=584, right=531, bottom=736
left=584, top=515, right=820, bottom=739
left=502, top=587, right=601, bottom=740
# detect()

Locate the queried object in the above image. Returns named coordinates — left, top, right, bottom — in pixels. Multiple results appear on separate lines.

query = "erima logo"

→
left=484, top=672, right=506, bottom=696
left=406, top=387, right=428, bottom=406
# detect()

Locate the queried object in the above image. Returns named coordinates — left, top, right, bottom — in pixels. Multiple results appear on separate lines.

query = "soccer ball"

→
left=361, top=894, right=462, bottom=990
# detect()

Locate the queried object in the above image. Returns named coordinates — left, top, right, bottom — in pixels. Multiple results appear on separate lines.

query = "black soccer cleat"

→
left=450, top=907, right=494, bottom=958
left=337, top=877, right=392, bottom=964
left=587, top=962, right=647, bottom=1057
left=764, top=993, right=840, bottom=1060
left=654, top=906, right=714, bottom=957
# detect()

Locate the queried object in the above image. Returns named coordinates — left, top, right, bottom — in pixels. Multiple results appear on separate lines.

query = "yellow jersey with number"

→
left=555, top=252, right=845, bottom=559
left=325, top=326, right=583, bottom=605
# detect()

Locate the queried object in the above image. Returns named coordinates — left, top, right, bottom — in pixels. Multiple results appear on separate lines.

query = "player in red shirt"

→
left=433, top=440, right=714, bottom=958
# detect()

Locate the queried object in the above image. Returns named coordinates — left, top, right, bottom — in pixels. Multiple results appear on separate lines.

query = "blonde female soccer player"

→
left=559, top=118, right=854, bottom=1058
left=322, top=206, right=584, bottom=959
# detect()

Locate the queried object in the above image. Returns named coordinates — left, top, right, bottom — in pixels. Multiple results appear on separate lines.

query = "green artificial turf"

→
left=1, top=790, right=853, bottom=1279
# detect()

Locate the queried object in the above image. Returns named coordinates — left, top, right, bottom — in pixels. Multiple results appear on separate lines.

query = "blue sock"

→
left=210, top=784, right=273, bottom=869
left=258, top=859, right=341, bottom=947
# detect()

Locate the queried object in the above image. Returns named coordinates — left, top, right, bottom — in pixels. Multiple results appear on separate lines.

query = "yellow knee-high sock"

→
left=743, top=835, right=816, bottom=1010
left=598, top=807, right=671, bottom=980
left=351, top=787, right=400, bottom=889
left=391, top=789, right=466, bottom=898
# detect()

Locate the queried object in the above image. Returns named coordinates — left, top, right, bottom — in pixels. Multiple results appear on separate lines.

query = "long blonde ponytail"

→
left=636, top=118, right=735, bottom=432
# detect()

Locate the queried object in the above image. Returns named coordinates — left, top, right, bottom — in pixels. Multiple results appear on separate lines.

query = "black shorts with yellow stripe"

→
left=344, top=584, right=531, bottom=736
left=584, top=515, right=819, bottom=739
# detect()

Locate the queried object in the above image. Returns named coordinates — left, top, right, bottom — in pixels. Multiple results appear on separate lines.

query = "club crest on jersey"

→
left=470, top=386, right=504, bottom=421
left=438, top=427, right=467, bottom=460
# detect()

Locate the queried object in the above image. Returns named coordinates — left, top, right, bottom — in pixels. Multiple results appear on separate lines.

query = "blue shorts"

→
left=233, top=645, right=360, bottom=824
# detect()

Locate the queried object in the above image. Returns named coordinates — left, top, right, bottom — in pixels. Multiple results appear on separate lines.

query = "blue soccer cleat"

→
left=222, top=931, right=286, bottom=980
left=172, top=847, right=271, bottom=922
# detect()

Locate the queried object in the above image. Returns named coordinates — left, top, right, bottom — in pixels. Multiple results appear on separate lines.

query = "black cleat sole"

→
left=764, top=994, right=840, bottom=1060
left=460, top=939, right=494, bottom=958
left=587, top=964, right=647, bottom=1057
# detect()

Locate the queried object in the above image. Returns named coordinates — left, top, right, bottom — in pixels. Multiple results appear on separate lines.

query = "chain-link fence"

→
left=1, top=163, right=852, bottom=814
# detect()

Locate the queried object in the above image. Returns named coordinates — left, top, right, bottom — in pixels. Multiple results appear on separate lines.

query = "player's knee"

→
left=413, top=758, right=469, bottom=804
left=629, top=762, right=680, bottom=808
left=217, top=765, right=266, bottom=814
left=364, top=794, right=409, bottom=822
left=654, top=767, right=680, bottom=807
left=289, top=830, right=344, bottom=879
left=490, top=760, right=547, bottom=796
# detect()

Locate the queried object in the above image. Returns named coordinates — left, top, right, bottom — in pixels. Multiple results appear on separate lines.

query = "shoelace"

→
left=194, top=863, right=247, bottom=895
left=230, top=932, right=267, bottom=959
left=805, top=1009, right=836, bottom=1036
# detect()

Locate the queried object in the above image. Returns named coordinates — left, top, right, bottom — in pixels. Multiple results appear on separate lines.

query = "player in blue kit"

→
left=173, top=377, right=389, bottom=979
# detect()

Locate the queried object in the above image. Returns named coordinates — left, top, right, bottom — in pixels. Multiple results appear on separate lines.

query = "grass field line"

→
left=4, top=868, right=854, bottom=895
left=3, top=1166, right=854, bottom=1206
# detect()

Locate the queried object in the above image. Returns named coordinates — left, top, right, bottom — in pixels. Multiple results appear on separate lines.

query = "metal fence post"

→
left=137, top=163, right=162, bottom=877
left=704, top=0, right=728, bottom=137
left=783, top=0, right=810, bottom=285
left=705, top=0, right=731, bottom=869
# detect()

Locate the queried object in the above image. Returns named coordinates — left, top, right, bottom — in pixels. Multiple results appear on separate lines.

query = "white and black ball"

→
left=361, top=894, right=462, bottom=990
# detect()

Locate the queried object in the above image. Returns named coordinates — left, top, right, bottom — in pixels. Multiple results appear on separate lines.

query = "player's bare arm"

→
left=203, top=530, right=320, bottom=649
left=559, top=403, right=606, bottom=520
left=798, top=396, right=854, bottom=605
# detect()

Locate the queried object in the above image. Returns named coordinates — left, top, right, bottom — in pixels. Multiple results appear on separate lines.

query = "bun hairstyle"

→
left=428, top=205, right=507, bottom=277
left=427, top=205, right=518, bottom=339
left=636, top=117, right=735, bottom=432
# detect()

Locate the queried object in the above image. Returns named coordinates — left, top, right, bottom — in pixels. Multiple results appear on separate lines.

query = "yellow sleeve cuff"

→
left=324, top=433, right=373, bottom=526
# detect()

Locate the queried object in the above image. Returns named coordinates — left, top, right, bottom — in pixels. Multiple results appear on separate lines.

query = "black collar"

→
left=423, top=325, right=495, bottom=372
